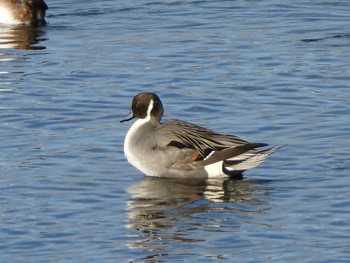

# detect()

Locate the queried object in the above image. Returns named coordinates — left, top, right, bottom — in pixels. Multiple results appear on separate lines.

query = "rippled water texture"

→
left=1, top=0, right=350, bottom=262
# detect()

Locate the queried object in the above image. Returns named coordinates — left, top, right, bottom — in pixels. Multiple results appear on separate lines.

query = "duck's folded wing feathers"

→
left=159, top=119, right=250, bottom=156
left=193, top=143, right=268, bottom=166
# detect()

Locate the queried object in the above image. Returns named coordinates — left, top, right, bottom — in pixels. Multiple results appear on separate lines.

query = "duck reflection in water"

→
left=0, top=24, right=46, bottom=49
left=126, top=177, right=269, bottom=250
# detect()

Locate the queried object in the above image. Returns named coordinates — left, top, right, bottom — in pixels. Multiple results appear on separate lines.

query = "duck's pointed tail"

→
left=223, top=146, right=275, bottom=176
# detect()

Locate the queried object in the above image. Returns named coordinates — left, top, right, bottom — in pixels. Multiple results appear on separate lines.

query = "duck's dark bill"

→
left=120, top=112, right=135, bottom=123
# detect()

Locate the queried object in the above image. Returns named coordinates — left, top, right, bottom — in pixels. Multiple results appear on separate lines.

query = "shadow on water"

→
left=0, top=24, right=47, bottom=50
left=126, top=176, right=271, bottom=252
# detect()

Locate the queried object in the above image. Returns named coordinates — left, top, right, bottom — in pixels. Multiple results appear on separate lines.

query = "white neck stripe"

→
left=146, top=99, right=154, bottom=120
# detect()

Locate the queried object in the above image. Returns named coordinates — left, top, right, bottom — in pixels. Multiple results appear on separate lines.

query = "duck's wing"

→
left=158, top=119, right=250, bottom=157
left=154, top=119, right=274, bottom=177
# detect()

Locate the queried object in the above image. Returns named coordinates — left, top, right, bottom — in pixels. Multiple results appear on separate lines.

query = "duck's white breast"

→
left=124, top=118, right=148, bottom=168
left=124, top=116, right=160, bottom=176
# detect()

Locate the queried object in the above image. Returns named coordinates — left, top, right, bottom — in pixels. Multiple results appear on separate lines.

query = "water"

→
left=1, top=0, right=350, bottom=262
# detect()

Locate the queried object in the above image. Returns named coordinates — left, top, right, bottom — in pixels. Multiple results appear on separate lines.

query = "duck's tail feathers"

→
left=223, top=146, right=276, bottom=176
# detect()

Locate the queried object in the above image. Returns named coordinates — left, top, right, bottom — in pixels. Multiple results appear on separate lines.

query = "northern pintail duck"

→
left=0, top=0, right=48, bottom=25
left=121, top=93, right=275, bottom=179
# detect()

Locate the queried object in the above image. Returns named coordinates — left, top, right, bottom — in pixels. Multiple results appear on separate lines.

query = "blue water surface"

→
left=1, top=0, right=350, bottom=262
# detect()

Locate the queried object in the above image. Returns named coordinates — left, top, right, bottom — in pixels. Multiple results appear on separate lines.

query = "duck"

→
left=121, top=92, right=275, bottom=179
left=0, top=0, right=48, bottom=25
